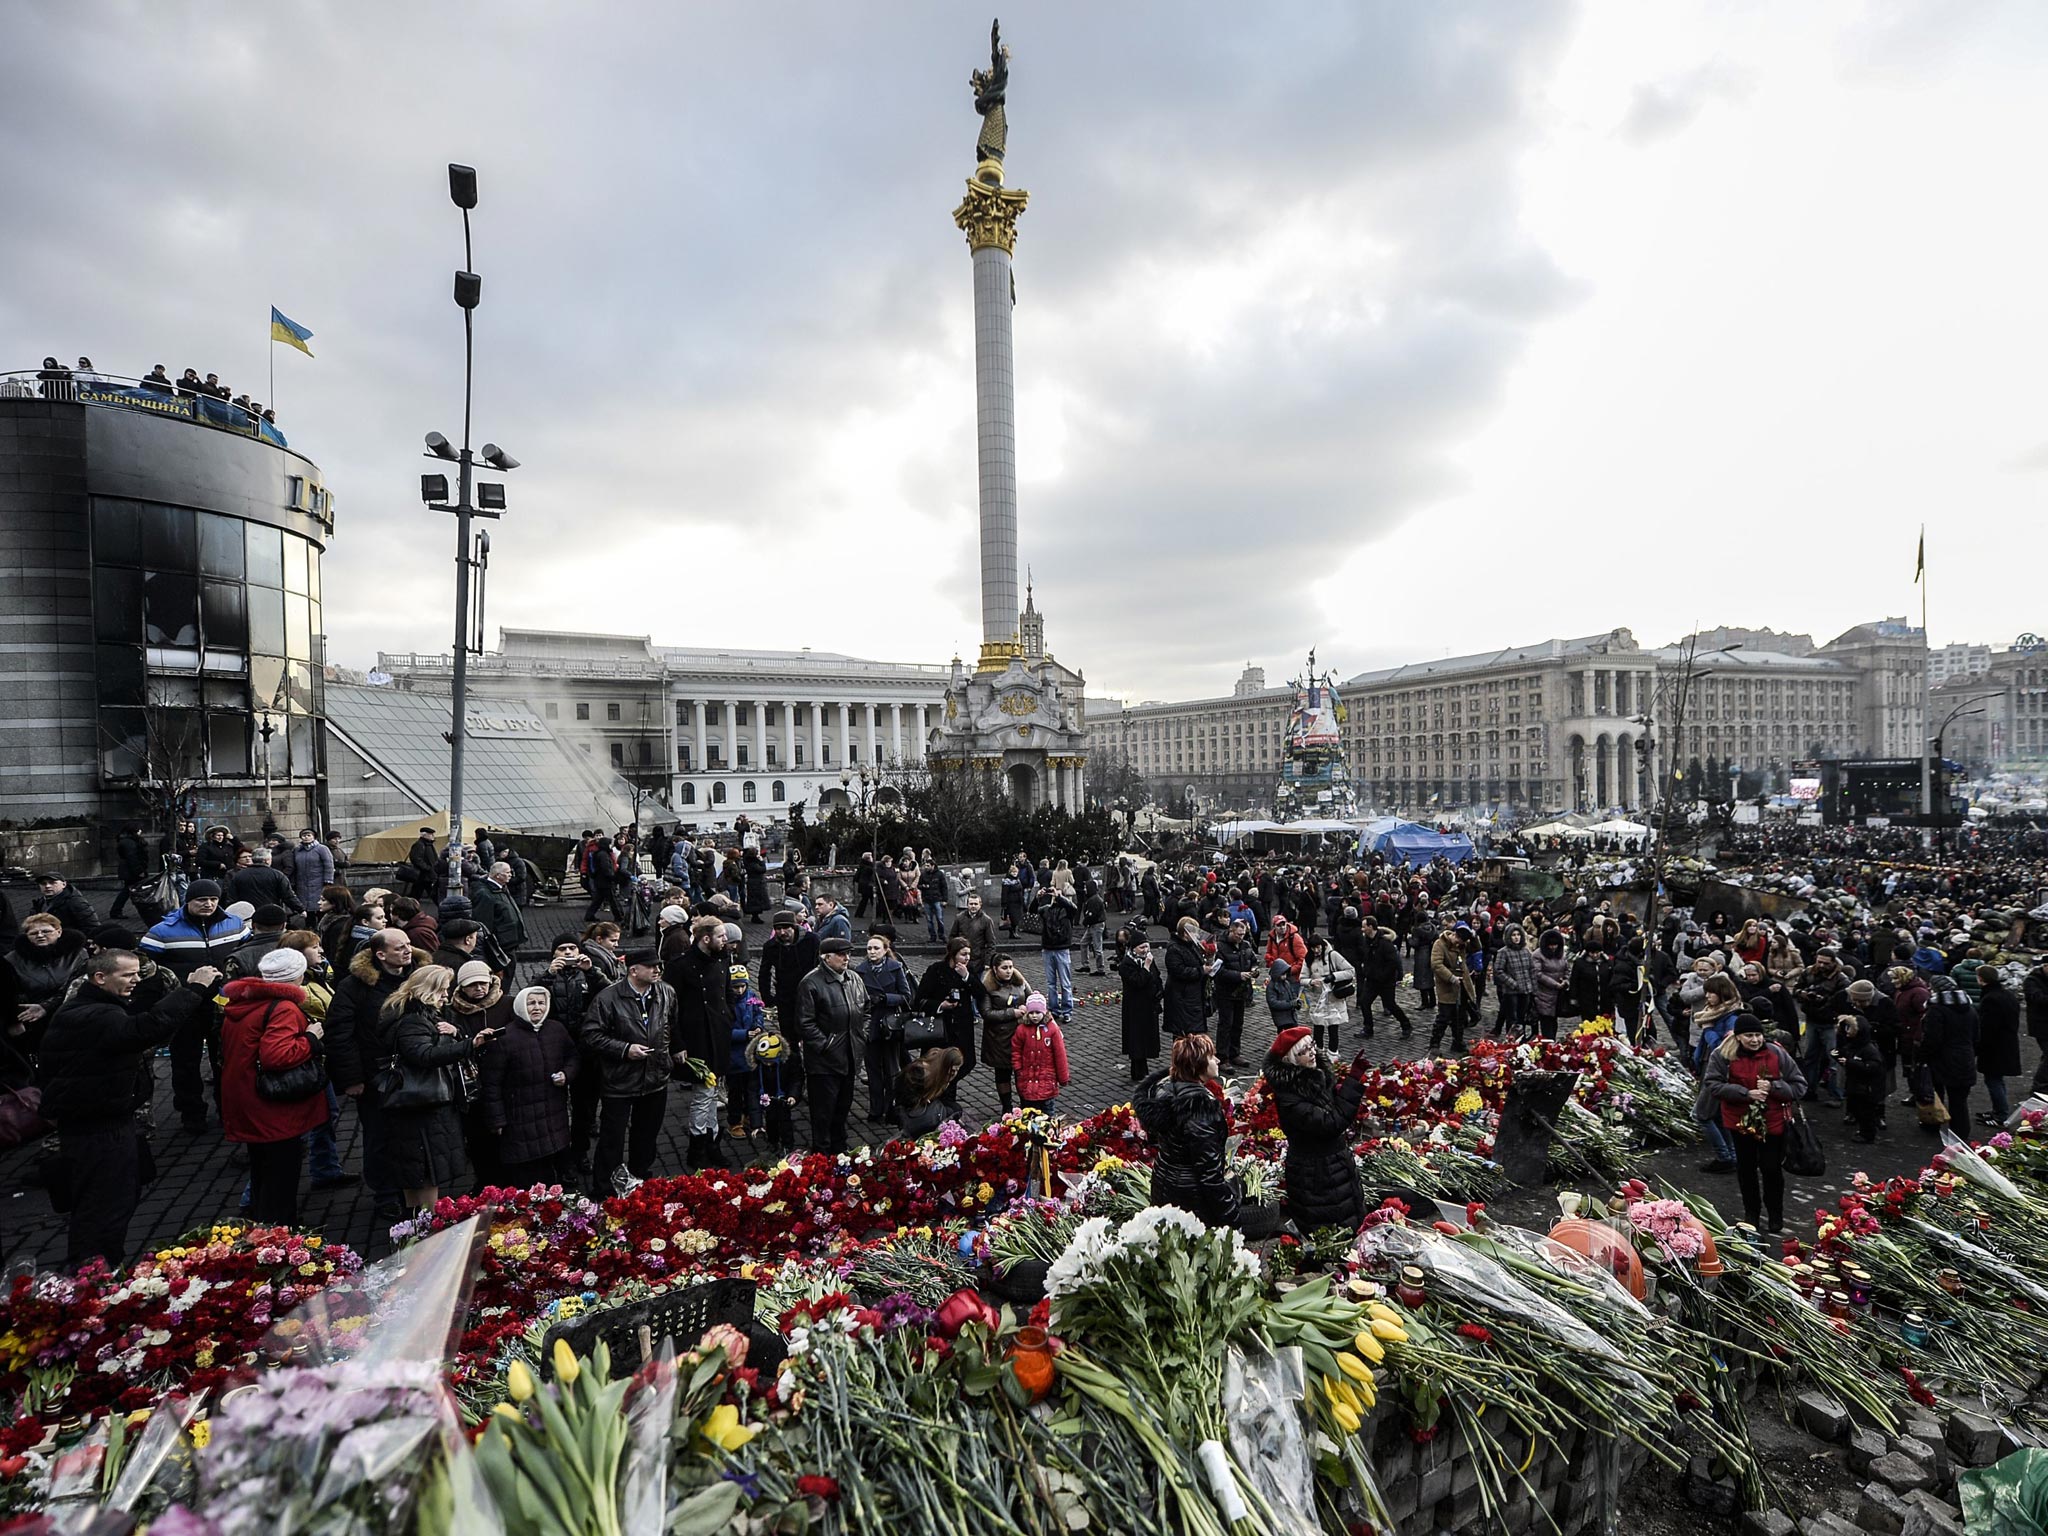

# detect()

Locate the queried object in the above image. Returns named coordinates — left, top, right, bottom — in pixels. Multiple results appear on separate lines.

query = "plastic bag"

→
left=106, top=1393, right=206, bottom=1514
left=1223, top=1344, right=1319, bottom=1536
left=1939, top=1128, right=2044, bottom=1210
left=1959, top=1449, right=2048, bottom=1536
left=619, top=1340, right=680, bottom=1536
left=272, top=1214, right=488, bottom=1369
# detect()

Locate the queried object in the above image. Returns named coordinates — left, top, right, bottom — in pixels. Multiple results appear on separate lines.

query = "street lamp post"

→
left=422, top=164, right=518, bottom=901
left=256, top=709, right=278, bottom=829
left=1929, top=693, right=1998, bottom=853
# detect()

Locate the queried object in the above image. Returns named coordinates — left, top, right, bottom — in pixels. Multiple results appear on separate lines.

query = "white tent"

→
left=1588, top=818, right=1650, bottom=840
left=1522, top=820, right=1581, bottom=838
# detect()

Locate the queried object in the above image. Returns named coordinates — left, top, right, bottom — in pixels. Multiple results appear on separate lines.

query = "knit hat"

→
left=226, top=901, right=256, bottom=921
left=92, top=925, right=138, bottom=950
left=659, top=905, right=689, bottom=927
left=1268, top=1025, right=1312, bottom=1058
left=1847, top=979, right=1876, bottom=1005
left=258, top=948, right=308, bottom=983
left=1023, top=992, right=1049, bottom=1016
left=728, top=964, right=751, bottom=984
left=252, top=903, right=291, bottom=929
left=455, top=959, right=494, bottom=988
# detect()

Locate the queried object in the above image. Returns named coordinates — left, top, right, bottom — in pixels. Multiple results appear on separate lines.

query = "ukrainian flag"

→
left=270, top=307, right=314, bottom=357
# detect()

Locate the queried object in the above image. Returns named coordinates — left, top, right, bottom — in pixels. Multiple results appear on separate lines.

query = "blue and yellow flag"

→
left=270, top=307, right=314, bottom=357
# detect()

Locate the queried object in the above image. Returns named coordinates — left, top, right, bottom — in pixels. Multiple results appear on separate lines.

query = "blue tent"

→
left=1358, top=817, right=1476, bottom=867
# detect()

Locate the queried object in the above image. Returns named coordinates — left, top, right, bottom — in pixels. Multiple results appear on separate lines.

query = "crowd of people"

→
left=10, top=356, right=279, bottom=427
left=7, top=814, right=2045, bottom=1275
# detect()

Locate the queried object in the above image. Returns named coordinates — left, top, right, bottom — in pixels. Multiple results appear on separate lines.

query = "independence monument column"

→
left=932, top=20, right=1089, bottom=811
left=954, top=20, right=1029, bottom=672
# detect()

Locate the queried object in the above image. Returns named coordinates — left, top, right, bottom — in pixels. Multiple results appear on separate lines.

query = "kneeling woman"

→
left=1134, top=1034, right=1240, bottom=1227
left=1262, top=1026, right=1370, bottom=1235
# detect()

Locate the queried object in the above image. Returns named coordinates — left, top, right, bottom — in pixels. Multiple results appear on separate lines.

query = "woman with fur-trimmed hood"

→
left=1261, top=1026, right=1371, bottom=1234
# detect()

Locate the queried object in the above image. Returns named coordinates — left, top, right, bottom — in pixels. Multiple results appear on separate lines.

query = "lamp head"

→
left=448, top=164, right=478, bottom=210
left=480, top=443, right=520, bottom=471
left=477, top=482, right=507, bottom=511
left=425, top=432, right=458, bottom=461
left=421, top=473, right=451, bottom=505
left=453, top=271, right=482, bottom=311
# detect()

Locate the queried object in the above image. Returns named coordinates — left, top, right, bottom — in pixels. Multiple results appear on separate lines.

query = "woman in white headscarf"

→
left=479, top=985, right=580, bottom=1189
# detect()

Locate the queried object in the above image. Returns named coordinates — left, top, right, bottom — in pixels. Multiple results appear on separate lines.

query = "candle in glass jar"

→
left=1396, top=1265, right=1428, bottom=1309
left=1901, top=1313, right=1931, bottom=1348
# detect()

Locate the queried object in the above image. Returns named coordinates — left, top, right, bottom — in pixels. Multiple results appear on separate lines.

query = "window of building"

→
left=544, top=701, right=559, bottom=719
left=822, top=743, right=833, bottom=766
left=767, top=743, right=779, bottom=766
left=795, top=743, right=806, bottom=766
left=772, top=780, right=785, bottom=801
left=576, top=702, right=590, bottom=721
left=610, top=743, right=625, bottom=767
left=606, top=702, right=621, bottom=722
left=736, top=704, right=751, bottom=725
left=712, top=782, right=727, bottom=804
left=680, top=783, right=696, bottom=806
left=737, top=742, right=752, bottom=768
left=742, top=781, right=757, bottom=803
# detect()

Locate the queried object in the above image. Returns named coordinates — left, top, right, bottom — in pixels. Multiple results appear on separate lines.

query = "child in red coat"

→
left=1011, top=992, right=1070, bottom=1112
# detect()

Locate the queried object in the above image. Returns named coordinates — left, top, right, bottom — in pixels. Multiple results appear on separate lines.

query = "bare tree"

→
left=102, top=682, right=208, bottom=843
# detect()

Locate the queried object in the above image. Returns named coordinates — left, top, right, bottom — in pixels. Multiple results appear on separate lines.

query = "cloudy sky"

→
left=6, top=1, right=2045, bottom=701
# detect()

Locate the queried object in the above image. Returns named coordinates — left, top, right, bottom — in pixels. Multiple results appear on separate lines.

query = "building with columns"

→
left=377, top=630, right=948, bottom=828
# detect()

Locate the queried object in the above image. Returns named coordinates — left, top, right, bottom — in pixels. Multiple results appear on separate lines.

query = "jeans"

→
left=582, top=881, right=613, bottom=923
left=355, top=1095, right=403, bottom=1212
left=1734, top=1131, right=1786, bottom=1229
left=1215, top=992, right=1247, bottom=1062
left=61, top=1123, right=142, bottom=1270
left=808, top=1072, right=854, bottom=1153
left=727, top=1069, right=764, bottom=1131
left=595, top=1090, right=667, bottom=1185
left=1986, top=1076, right=2011, bottom=1123
left=865, top=1030, right=905, bottom=1121
left=247, top=1137, right=304, bottom=1226
left=1801, top=1020, right=1838, bottom=1100
left=925, top=902, right=947, bottom=944
left=306, top=1084, right=344, bottom=1181
left=1699, top=1109, right=1736, bottom=1162
left=1430, top=999, right=1470, bottom=1055
left=1043, top=949, right=1075, bottom=1020
left=1364, top=980, right=1409, bottom=1034
left=1081, top=923, right=1107, bottom=974
left=1496, top=991, right=1533, bottom=1036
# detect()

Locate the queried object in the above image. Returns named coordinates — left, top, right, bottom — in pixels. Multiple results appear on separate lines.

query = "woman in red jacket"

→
left=219, top=947, right=328, bottom=1226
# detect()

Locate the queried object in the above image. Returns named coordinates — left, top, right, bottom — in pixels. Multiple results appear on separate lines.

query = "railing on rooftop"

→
left=379, top=649, right=951, bottom=682
left=1, top=366, right=290, bottom=448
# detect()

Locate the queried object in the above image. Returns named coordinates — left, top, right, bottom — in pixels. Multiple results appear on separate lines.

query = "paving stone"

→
left=1902, top=1489, right=1966, bottom=1535
left=1847, top=1426, right=1889, bottom=1474
left=1857, top=1481, right=1908, bottom=1535
left=1871, top=1450, right=1936, bottom=1495
left=1417, top=1459, right=1453, bottom=1511
left=1796, top=1388, right=1852, bottom=1442
left=1740, top=1512, right=1796, bottom=1536
left=1945, top=1407, right=2003, bottom=1468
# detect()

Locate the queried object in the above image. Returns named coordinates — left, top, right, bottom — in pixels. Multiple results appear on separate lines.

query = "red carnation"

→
left=797, top=1474, right=842, bottom=1502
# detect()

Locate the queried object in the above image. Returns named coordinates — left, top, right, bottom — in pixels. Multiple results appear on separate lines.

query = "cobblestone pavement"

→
left=2, top=889, right=2018, bottom=1268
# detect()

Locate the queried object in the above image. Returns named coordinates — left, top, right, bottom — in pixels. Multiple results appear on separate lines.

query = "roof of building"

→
left=1344, top=629, right=1645, bottom=690
left=1117, top=686, right=1295, bottom=719
left=654, top=645, right=949, bottom=681
left=1646, top=647, right=1851, bottom=673
left=324, top=681, right=636, bottom=837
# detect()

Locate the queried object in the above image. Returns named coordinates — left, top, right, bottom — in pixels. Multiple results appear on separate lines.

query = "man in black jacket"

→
left=30, top=873, right=99, bottom=937
left=38, top=950, right=221, bottom=1267
left=795, top=937, right=867, bottom=1154
left=1212, top=918, right=1258, bottom=1069
left=669, top=917, right=735, bottom=1167
left=325, top=929, right=421, bottom=1216
left=758, top=913, right=817, bottom=1078
left=226, top=847, right=300, bottom=917
left=108, top=829, right=149, bottom=920
left=407, top=829, right=440, bottom=899
left=946, top=892, right=997, bottom=979
left=1358, top=917, right=1411, bottom=1037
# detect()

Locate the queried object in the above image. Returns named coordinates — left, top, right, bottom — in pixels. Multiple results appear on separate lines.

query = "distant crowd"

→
left=13, top=356, right=278, bottom=426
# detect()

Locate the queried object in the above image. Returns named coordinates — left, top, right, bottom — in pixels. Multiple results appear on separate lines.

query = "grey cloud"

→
left=1617, top=59, right=1754, bottom=145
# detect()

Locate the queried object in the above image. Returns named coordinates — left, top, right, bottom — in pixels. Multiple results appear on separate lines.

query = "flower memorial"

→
left=5, top=1060, right=2048, bottom=1533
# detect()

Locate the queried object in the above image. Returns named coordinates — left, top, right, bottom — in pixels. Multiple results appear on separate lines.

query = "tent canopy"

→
left=349, top=809, right=511, bottom=862
left=1587, top=818, right=1650, bottom=839
left=1521, top=820, right=1580, bottom=837
left=1358, top=817, right=1475, bottom=867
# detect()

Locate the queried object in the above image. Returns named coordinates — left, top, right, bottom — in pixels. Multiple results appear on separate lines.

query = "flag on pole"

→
left=270, top=307, right=314, bottom=357
left=1914, top=527, right=1924, bottom=583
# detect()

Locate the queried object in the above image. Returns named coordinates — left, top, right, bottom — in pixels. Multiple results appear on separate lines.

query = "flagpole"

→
left=1918, top=523, right=1931, bottom=828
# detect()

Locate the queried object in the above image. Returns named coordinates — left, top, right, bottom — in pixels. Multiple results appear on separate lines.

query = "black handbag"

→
left=253, top=1004, right=329, bottom=1103
left=901, top=1013, right=950, bottom=1051
left=372, top=1055, right=455, bottom=1112
left=1782, top=1105, right=1826, bottom=1177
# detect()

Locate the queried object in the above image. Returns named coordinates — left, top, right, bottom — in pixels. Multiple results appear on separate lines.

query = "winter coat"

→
left=853, top=955, right=912, bottom=1032
left=1034, top=889, right=1078, bottom=951
left=219, top=979, right=327, bottom=1144
left=584, top=978, right=680, bottom=1097
left=378, top=1003, right=475, bottom=1189
left=743, top=853, right=771, bottom=917
left=1565, top=950, right=1605, bottom=1018
left=1494, top=944, right=1537, bottom=998
left=289, top=840, right=336, bottom=914
left=795, top=964, right=868, bottom=1077
left=2025, top=966, right=2048, bottom=1041
left=1265, top=962, right=1303, bottom=1021
left=225, top=863, right=300, bottom=914
left=1362, top=931, right=1403, bottom=986
left=1162, top=938, right=1211, bottom=1037
left=1533, top=941, right=1571, bottom=1017
left=1892, top=973, right=1931, bottom=1056
left=139, top=904, right=252, bottom=981
left=196, top=833, right=242, bottom=882
left=1264, top=928, right=1307, bottom=979
left=1214, top=936, right=1258, bottom=998
left=1430, top=936, right=1476, bottom=1004
left=471, top=880, right=527, bottom=959
left=1118, top=951, right=1164, bottom=1062
left=116, top=832, right=148, bottom=885
left=915, top=959, right=981, bottom=1071
left=947, top=908, right=998, bottom=977
left=37, top=977, right=212, bottom=1129
left=1265, top=1056, right=1368, bottom=1232
left=325, top=945, right=427, bottom=1093
left=759, top=930, right=821, bottom=1016
left=8, top=929, right=90, bottom=1026
left=1134, top=1071, right=1240, bottom=1227
left=1303, top=949, right=1355, bottom=1026
left=1836, top=1031, right=1887, bottom=1105
left=30, top=885, right=98, bottom=936
left=980, top=967, right=1032, bottom=1070
left=1704, top=1039, right=1807, bottom=1135
left=670, top=944, right=736, bottom=1078
left=481, top=989, right=579, bottom=1166
left=1012, top=1019, right=1070, bottom=1102
left=1918, top=983, right=1980, bottom=1089
left=1976, top=979, right=2023, bottom=1079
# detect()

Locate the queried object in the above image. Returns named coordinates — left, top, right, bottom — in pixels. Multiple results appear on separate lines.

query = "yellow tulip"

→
left=1356, top=1376, right=1378, bottom=1408
left=1366, top=1302, right=1402, bottom=1325
left=1370, top=1318, right=1409, bottom=1343
left=1332, top=1402, right=1361, bottom=1434
left=492, top=1402, right=524, bottom=1423
left=1351, top=1331, right=1386, bottom=1364
left=699, top=1402, right=761, bottom=1452
left=506, top=1359, right=536, bottom=1403
left=552, top=1338, right=581, bottom=1386
left=1336, top=1351, right=1373, bottom=1384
